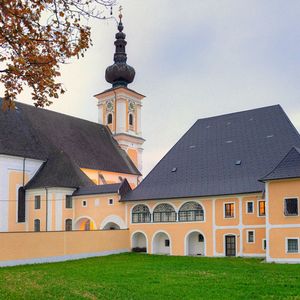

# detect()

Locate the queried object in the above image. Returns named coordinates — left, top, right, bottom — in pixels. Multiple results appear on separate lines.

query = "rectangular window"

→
left=287, top=239, right=299, bottom=253
left=284, top=198, right=298, bottom=216
left=247, top=201, right=254, bottom=214
left=82, top=200, right=87, bottom=207
left=34, top=195, right=41, bottom=210
left=247, top=231, right=255, bottom=243
left=258, top=200, right=265, bottom=216
left=263, top=239, right=267, bottom=250
left=17, top=187, right=26, bottom=223
left=224, top=203, right=235, bottom=218
left=108, top=199, right=114, bottom=205
left=165, top=239, right=170, bottom=247
left=65, top=195, right=72, bottom=209
left=34, top=219, right=40, bottom=232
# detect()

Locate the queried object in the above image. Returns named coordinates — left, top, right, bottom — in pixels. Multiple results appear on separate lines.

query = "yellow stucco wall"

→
left=0, top=230, right=130, bottom=262
left=267, top=179, right=300, bottom=261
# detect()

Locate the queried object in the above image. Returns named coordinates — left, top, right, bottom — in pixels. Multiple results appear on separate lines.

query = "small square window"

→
left=258, top=201, right=266, bottom=216
left=287, top=239, right=299, bottom=253
left=165, top=239, right=170, bottom=247
left=284, top=198, right=298, bottom=216
left=82, top=200, right=87, bottom=207
left=34, top=195, right=41, bottom=210
left=247, top=231, right=255, bottom=243
left=247, top=202, right=254, bottom=214
left=65, top=195, right=72, bottom=209
left=108, top=199, right=114, bottom=205
left=224, top=203, right=234, bottom=218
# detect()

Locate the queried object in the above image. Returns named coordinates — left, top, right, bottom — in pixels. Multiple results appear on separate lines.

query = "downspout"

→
left=22, top=158, right=26, bottom=186
left=45, top=187, right=48, bottom=232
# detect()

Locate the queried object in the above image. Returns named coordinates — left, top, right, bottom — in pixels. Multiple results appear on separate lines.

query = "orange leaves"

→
left=0, top=0, right=116, bottom=110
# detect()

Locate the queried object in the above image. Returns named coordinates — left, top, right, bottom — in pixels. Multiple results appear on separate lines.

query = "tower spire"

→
left=105, top=7, right=135, bottom=88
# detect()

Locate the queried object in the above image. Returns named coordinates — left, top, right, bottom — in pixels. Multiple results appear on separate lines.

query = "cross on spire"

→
left=119, top=5, right=123, bottom=21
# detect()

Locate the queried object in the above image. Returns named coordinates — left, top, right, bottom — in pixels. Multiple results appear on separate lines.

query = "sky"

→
left=4, top=0, right=300, bottom=175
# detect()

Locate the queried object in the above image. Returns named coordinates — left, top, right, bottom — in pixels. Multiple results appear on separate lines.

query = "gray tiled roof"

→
left=0, top=100, right=140, bottom=175
left=122, top=105, right=300, bottom=201
left=73, top=179, right=132, bottom=197
left=25, top=150, right=94, bottom=189
left=260, top=147, right=300, bottom=181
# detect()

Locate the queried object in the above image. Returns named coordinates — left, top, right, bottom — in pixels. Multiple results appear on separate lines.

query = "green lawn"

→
left=0, top=253, right=299, bottom=299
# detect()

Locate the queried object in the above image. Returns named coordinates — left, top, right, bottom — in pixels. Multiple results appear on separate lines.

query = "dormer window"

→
left=107, top=113, right=113, bottom=125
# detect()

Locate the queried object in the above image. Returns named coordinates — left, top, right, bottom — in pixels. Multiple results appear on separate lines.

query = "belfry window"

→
left=107, top=113, right=113, bottom=124
left=132, top=204, right=151, bottom=223
left=178, top=202, right=204, bottom=222
left=129, top=113, right=134, bottom=127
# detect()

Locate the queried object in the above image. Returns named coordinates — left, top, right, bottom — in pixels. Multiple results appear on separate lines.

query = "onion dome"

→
left=105, top=12, right=135, bottom=88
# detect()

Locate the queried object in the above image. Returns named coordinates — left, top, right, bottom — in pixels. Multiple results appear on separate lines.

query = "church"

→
left=0, top=13, right=300, bottom=264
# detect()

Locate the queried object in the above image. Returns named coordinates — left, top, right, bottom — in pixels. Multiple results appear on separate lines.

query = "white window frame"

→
left=283, top=197, right=299, bottom=217
left=262, top=239, right=267, bottom=251
left=108, top=198, right=114, bottom=205
left=285, top=237, right=299, bottom=254
left=82, top=200, right=87, bottom=207
left=34, top=195, right=41, bottom=210
left=65, top=195, right=73, bottom=209
left=247, top=230, right=255, bottom=243
left=257, top=200, right=266, bottom=217
left=246, top=201, right=254, bottom=214
left=224, top=202, right=235, bottom=219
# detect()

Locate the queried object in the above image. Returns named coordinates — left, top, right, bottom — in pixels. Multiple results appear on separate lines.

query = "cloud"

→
left=3, top=0, right=300, bottom=176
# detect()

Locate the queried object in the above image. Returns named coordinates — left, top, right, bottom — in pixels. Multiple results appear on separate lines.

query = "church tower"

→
left=94, top=10, right=145, bottom=174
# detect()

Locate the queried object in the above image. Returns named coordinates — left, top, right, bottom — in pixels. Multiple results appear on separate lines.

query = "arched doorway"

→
left=152, top=231, right=171, bottom=255
left=132, top=232, right=147, bottom=252
left=103, top=222, right=120, bottom=230
left=100, top=215, right=126, bottom=230
left=186, top=231, right=205, bottom=256
left=74, top=217, right=96, bottom=231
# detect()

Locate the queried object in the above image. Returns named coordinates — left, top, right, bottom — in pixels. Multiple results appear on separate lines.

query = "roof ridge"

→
left=15, top=101, right=105, bottom=128
left=196, top=104, right=281, bottom=122
left=259, top=146, right=300, bottom=181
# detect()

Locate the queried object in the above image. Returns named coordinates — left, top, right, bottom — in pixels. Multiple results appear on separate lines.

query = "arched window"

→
left=132, top=204, right=151, bottom=223
left=34, top=219, right=40, bottom=232
left=129, top=113, right=134, bottom=127
left=178, top=202, right=204, bottom=222
left=153, top=204, right=176, bottom=222
left=65, top=219, right=72, bottom=231
left=107, top=113, right=113, bottom=124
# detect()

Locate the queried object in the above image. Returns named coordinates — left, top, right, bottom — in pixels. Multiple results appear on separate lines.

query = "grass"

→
left=0, top=253, right=300, bottom=299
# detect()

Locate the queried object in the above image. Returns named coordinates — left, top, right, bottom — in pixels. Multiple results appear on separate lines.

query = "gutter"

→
left=45, top=187, right=48, bottom=232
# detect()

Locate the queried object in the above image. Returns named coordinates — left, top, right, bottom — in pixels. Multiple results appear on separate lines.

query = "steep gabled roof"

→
left=0, top=100, right=140, bottom=175
left=73, top=179, right=132, bottom=197
left=260, top=147, right=300, bottom=181
left=25, top=150, right=95, bottom=189
left=123, top=105, right=300, bottom=201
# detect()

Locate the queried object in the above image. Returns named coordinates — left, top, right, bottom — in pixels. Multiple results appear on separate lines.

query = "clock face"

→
left=106, top=101, right=114, bottom=112
left=128, top=101, right=135, bottom=112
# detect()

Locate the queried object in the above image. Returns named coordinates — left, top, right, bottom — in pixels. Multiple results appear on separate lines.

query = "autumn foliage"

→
left=0, top=0, right=115, bottom=110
